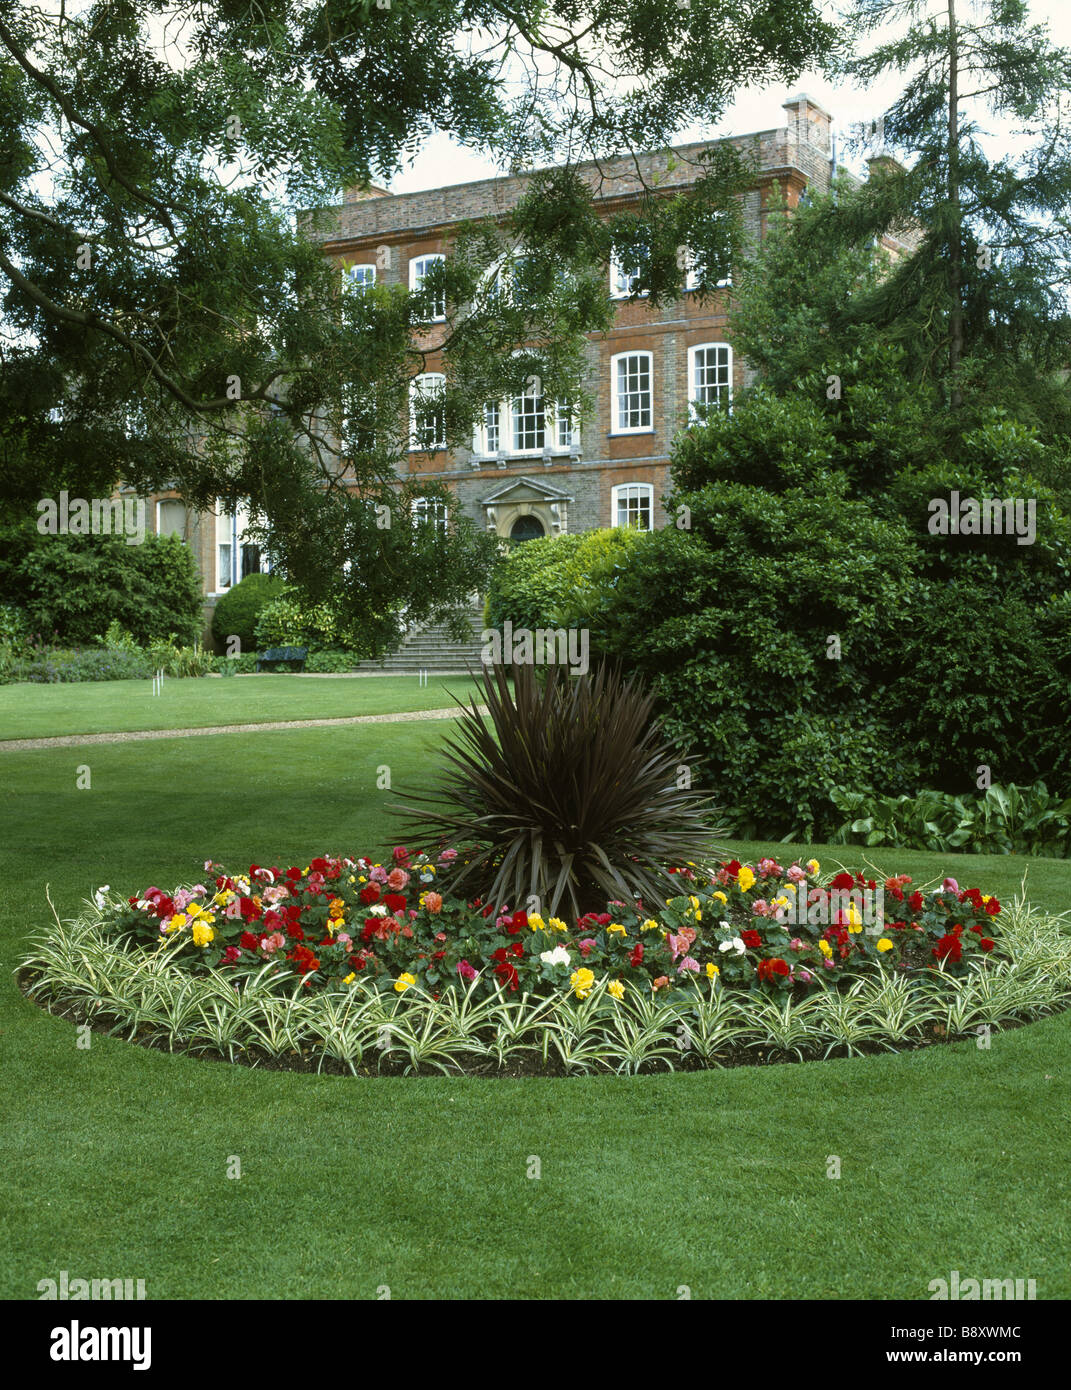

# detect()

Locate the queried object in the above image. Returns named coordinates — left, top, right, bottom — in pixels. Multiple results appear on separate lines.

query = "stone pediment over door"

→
left=481, top=476, right=574, bottom=542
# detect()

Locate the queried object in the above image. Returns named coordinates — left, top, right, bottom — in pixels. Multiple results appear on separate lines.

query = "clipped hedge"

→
left=210, top=572, right=286, bottom=654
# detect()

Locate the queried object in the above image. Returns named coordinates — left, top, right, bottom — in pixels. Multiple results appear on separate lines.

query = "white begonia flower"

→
left=719, top=937, right=746, bottom=955
left=369, top=904, right=388, bottom=917
left=93, top=886, right=111, bottom=908
left=540, top=945, right=571, bottom=967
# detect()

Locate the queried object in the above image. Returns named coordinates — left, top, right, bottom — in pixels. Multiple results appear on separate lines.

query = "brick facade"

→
left=150, top=96, right=852, bottom=634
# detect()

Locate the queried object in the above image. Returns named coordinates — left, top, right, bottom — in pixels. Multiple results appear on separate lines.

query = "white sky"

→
left=387, top=0, right=1071, bottom=194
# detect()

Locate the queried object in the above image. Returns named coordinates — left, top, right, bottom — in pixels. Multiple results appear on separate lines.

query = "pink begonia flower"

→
left=757, top=858, right=782, bottom=877
left=263, top=883, right=289, bottom=903
left=578, top=938, right=596, bottom=957
left=457, top=960, right=478, bottom=981
left=797, top=969, right=813, bottom=984
left=789, top=937, right=804, bottom=953
left=204, top=860, right=214, bottom=872
left=438, top=848, right=458, bottom=863
left=677, top=957, right=700, bottom=974
left=822, top=957, right=836, bottom=970
left=425, top=893, right=443, bottom=914
left=786, top=863, right=808, bottom=883
left=386, top=868, right=409, bottom=891
left=369, top=865, right=389, bottom=884
left=751, top=899, right=768, bottom=916
left=261, top=932, right=286, bottom=954
left=191, top=884, right=207, bottom=897
left=943, top=877, right=960, bottom=894
left=172, top=889, right=192, bottom=912
left=336, top=933, right=352, bottom=950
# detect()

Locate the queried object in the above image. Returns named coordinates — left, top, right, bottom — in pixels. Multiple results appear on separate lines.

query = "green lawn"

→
left=0, top=672, right=483, bottom=740
left=1, top=690, right=1069, bottom=1299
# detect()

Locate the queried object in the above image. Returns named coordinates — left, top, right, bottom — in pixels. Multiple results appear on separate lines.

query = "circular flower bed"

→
left=19, top=850, right=1071, bottom=1074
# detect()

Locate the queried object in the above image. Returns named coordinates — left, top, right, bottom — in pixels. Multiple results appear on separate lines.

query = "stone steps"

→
left=352, top=602, right=487, bottom=675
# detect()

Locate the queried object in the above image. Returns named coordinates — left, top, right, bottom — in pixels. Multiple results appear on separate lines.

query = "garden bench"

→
left=256, top=645, right=308, bottom=672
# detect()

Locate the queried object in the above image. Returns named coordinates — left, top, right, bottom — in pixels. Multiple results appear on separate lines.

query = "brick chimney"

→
left=782, top=94, right=832, bottom=151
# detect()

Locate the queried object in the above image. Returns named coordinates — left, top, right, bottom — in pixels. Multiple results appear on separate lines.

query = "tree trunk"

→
left=948, top=0, right=964, bottom=408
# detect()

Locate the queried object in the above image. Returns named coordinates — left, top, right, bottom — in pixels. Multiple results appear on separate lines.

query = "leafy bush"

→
left=484, top=528, right=642, bottom=645
left=830, top=783, right=1071, bottom=857
left=210, top=572, right=286, bottom=653
left=14, top=534, right=203, bottom=647
left=253, top=590, right=361, bottom=653
left=581, top=359, right=1071, bottom=837
left=396, top=661, right=723, bottom=918
left=484, top=533, right=585, bottom=631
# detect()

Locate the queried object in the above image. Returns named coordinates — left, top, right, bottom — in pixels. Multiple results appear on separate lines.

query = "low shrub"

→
left=830, top=782, right=1071, bottom=857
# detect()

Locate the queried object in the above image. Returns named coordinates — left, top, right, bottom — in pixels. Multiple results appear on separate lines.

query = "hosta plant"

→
left=395, top=660, right=723, bottom=917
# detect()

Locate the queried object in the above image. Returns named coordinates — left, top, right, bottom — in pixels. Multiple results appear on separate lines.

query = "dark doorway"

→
left=509, top=514, right=546, bottom=545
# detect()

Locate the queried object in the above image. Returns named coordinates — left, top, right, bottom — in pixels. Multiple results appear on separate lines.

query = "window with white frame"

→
left=481, top=400, right=500, bottom=455
left=215, top=499, right=270, bottom=592
left=408, top=253, right=446, bottom=321
left=409, top=373, right=446, bottom=451
left=611, top=483, right=654, bottom=531
left=475, top=397, right=576, bottom=458
left=556, top=404, right=577, bottom=450
left=611, top=351, right=653, bottom=433
left=412, top=496, right=449, bottom=533
left=511, top=388, right=546, bottom=452
left=688, top=343, right=733, bottom=414
left=343, top=263, right=376, bottom=293
left=683, top=253, right=733, bottom=292
left=609, top=244, right=648, bottom=298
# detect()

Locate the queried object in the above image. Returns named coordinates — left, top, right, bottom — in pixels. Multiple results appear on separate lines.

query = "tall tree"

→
left=831, top=0, right=1071, bottom=412
left=0, top=0, right=837, bottom=642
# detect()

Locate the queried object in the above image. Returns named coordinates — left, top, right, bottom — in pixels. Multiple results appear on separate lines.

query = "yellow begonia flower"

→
left=187, top=902, right=206, bottom=919
left=192, top=922, right=214, bottom=948
left=165, top=913, right=187, bottom=932
left=805, top=859, right=820, bottom=875
left=706, top=962, right=719, bottom=978
left=343, top=972, right=356, bottom=985
left=527, top=914, right=546, bottom=932
left=773, top=896, right=789, bottom=910
left=394, top=973, right=417, bottom=993
left=818, top=940, right=833, bottom=957
left=846, top=904, right=863, bottom=933
left=737, top=866, right=756, bottom=892
left=548, top=917, right=568, bottom=933
left=641, top=919, right=661, bottom=932
left=607, top=922, right=627, bottom=936
left=608, top=980, right=625, bottom=1000
left=981, top=895, right=992, bottom=905
left=570, top=968, right=595, bottom=999
left=876, top=938, right=894, bottom=953
left=712, top=891, right=727, bottom=904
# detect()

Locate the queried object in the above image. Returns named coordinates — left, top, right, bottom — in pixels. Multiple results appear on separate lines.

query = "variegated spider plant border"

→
left=16, top=887, right=1071, bottom=1076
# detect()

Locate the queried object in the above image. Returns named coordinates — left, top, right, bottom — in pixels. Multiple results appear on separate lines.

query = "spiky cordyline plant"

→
left=395, top=660, right=724, bottom=920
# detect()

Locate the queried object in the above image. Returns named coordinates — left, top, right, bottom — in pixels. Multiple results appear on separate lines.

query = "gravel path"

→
left=0, top=706, right=491, bottom=751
